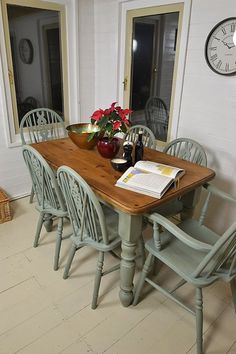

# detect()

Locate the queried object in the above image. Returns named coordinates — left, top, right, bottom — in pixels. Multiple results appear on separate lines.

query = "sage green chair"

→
left=20, top=108, right=67, bottom=144
left=145, top=97, right=169, bottom=141
left=163, top=138, right=207, bottom=167
left=133, top=183, right=236, bottom=354
left=124, top=124, right=156, bottom=149
left=22, top=145, right=68, bottom=271
left=20, top=108, right=67, bottom=203
left=154, top=138, right=208, bottom=218
left=57, top=166, right=121, bottom=309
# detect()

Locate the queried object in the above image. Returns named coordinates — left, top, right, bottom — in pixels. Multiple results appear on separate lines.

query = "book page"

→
left=134, top=160, right=184, bottom=179
left=116, top=167, right=172, bottom=195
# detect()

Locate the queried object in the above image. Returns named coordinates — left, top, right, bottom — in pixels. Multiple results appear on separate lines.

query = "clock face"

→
left=19, top=39, right=33, bottom=64
left=205, top=17, right=236, bottom=75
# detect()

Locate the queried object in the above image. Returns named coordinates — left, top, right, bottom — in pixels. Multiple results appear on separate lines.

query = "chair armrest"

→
left=146, top=212, right=212, bottom=252
left=204, top=183, right=236, bottom=204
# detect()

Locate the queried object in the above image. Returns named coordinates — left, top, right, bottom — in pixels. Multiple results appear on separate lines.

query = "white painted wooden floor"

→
left=0, top=197, right=236, bottom=354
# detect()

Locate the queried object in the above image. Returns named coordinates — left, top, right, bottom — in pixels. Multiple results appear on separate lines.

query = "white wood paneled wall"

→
left=177, top=0, right=236, bottom=231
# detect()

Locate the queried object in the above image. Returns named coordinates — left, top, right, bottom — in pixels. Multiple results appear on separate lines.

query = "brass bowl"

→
left=66, top=123, right=102, bottom=150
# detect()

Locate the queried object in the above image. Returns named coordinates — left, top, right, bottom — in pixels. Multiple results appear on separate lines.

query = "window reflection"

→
left=129, top=12, right=179, bottom=142
left=7, top=4, right=64, bottom=124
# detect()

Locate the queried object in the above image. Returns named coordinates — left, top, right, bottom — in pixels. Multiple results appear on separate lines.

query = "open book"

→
left=115, top=160, right=185, bottom=199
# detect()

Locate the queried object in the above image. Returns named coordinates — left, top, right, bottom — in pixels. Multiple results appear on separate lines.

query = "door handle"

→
left=123, top=77, right=128, bottom=91
left=8, top=69, right=14, bottom=85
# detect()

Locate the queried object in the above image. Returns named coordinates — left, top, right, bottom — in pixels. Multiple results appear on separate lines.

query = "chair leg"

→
left=44, top=214, right=53, bottom=232
left=91, top=251, right=104, bottom=310
left=133, top=253, right=154, bottom=306
left=151, top=258, right=162, bottom=276
left=195, top=287, right=203, bottom=354
left=33, top=212, right=44, bottom=247
left=230, top=278, right=236, bottom=312
left=139, top=235, right=146, bottom=265
left=63, top=244, right=77, bottom=279
left=29, top=186, right=34, bottom=204
left=54, top=217, right=63, bottom=271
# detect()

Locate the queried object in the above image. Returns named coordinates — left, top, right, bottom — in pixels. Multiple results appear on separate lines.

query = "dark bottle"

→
left=135, top=130, right=144, bottom=163
left=123, top=141, right=133, bottom=167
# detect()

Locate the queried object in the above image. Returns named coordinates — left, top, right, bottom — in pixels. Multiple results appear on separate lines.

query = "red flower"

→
left=122, top=117, right=130, bottom=125
left=90, top=102, right=132, bottom=139
left=113, top=121, right=121, bottom=130
left=91, top=109, right=104, bottom=121
left=104, top=108, right=112, bottom=116
left=110, top=102, right=117, bottom=112
left=117, top=108, right=132, bottom=122
left=122, top=108, right=133, bottom=115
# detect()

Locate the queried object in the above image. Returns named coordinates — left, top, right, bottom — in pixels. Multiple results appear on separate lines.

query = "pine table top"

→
left=31, top=138, right=215, bottom=215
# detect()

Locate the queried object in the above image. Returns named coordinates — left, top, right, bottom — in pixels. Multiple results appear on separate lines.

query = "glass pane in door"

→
left=131, top=22, right=154, bottom=111
left=6, top=4, right=64, bottom=126
left=129, top=12, right=179, bottom=142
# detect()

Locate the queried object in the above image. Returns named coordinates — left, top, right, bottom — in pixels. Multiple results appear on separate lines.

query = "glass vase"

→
left=97, top=137, right=120, bottom=159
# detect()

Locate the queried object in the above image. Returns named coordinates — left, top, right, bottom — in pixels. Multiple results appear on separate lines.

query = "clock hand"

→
left=222, top=40, right=231, bottom=49
left=222, top=40, right=235, bottom=49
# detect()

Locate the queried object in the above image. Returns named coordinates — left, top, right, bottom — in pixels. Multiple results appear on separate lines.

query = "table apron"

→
left=118, top=212, right=143, bottom=243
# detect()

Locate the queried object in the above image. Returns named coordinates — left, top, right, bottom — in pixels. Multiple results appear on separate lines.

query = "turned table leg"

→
left=118, top=213, right=143, bottom=307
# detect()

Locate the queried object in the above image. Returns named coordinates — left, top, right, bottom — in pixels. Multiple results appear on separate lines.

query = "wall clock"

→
left=19, top=38, right=33, bottom=64
left=205, top=17, right=236, bottom=75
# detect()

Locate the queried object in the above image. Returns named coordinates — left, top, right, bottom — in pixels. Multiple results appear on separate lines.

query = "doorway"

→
left=124, top=4, right=183, bottom=143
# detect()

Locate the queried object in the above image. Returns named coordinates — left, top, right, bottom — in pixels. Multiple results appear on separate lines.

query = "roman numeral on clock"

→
left=211, top=54, right=217, bottom=61
left=221, top=27, right=226, bottom=35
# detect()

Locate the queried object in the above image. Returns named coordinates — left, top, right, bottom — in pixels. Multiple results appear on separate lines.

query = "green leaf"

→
left=99, top=116, right=109, bottom=126
left=87, top=131, right=97, bottom=141
left=120, top=123, right=127, bottom=133
left=106, top=122, right=113, bottom=132
left=111, top=111, right=118, bottom=120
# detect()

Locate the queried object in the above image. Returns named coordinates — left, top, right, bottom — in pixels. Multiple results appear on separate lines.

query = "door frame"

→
left=118, top=0, right=192, bottom=147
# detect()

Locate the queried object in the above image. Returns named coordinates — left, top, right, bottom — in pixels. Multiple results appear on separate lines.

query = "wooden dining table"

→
left=31, top=137, right=215, bottom=307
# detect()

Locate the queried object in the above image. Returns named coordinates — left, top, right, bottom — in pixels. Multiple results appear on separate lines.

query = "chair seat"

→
left=71, top=204, right=121, bottom=251
left=145, top=219, right=220, bottom=286
left=178, top=219, right=220, bottom=245
left=35, top=204, right=67, bottom=218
